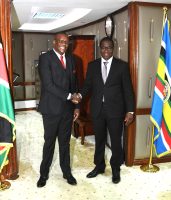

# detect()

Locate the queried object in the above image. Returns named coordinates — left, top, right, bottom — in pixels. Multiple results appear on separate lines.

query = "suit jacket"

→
left=81, top=57, right=135, bottom=118
left=38, top=49, right=78, bottom=115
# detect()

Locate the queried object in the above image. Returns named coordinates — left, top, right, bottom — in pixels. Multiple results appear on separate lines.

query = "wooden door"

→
left=69, top=35, right=95, bottom=116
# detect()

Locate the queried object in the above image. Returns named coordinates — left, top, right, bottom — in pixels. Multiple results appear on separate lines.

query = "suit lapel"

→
left=51, top=50, right=60, bottom=68
left=105, top=58, right=116, bottom=84
left=51, top=50, right=66, bottom=70
left=66, top=54, right=74, bottom=86
left=66, top=54, right=72, bottom=72
left=96, top=59, right=104, bottom=84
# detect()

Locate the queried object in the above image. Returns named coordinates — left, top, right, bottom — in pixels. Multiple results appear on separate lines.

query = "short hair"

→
left=54, top=32, right=68, bottom=39
left=100, top=37, right=114, bottom=48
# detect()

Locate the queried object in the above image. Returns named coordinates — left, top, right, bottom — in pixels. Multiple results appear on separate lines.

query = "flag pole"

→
left=140, top=6, right=168, bottom=173
left=140, top=126, right=159, bottom=172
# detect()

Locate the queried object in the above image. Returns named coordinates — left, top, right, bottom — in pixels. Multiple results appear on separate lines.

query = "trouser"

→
left=92, top=104, right=124, bottom=172
left=40, top=111, right=73, bottom=178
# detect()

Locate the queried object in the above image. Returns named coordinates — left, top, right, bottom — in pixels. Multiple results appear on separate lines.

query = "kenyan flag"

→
left=0, top=36, right=16, bottom=173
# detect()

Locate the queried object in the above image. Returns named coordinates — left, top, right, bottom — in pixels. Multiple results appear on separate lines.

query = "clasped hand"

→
left=71, top=93, right=81, bottom=104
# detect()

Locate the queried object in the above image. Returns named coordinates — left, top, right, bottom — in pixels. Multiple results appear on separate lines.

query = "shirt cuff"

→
left=67, top=93, right=71, bottom=100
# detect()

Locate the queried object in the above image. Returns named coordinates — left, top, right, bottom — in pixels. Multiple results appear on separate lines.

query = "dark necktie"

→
left=60, top=55, right=66, bottom=69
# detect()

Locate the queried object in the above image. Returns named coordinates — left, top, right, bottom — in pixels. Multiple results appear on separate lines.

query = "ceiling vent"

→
left=33, top=12, right=64, bottom=19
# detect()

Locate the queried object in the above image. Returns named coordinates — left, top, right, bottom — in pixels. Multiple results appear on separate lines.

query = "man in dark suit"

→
left=73, top=37, right=134, bottom=184
left=37, top=33, right=80, bottom=187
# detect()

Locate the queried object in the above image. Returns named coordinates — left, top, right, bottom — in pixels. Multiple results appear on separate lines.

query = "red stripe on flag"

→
left=155, top=78, right=165, bottom=96
left=161, top=120, right=171, bottom=148
left=0, top=47, right=8, bottom=82
left=0, top=146, right=5, bottom=151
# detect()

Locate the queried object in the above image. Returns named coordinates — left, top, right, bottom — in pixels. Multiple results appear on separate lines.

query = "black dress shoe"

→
left=112, top=171, right=121, bottom=184
left=63, top=173, right=77, bottom=185
left=37, top=176, right=48, bottom=188
left=86, top=168, right=105, bottom=178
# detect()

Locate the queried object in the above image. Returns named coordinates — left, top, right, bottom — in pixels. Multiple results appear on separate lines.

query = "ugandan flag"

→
left=0, top=35, right=16, bottom=173
left=150, top=11, right=171, bottom=157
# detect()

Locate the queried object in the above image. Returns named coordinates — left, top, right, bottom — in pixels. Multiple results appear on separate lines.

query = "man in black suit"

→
left=73, top=37, right=134, bottom=184
left=37, top=33, right=80, bottom=187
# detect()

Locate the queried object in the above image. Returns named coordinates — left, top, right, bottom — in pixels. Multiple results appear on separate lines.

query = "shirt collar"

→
left=53, top=48, right=65, bottom=58
left=101, top=56, right=113, bottom=65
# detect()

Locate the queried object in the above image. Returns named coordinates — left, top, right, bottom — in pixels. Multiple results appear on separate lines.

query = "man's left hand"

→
left=124, top=112, right=134, bottom=126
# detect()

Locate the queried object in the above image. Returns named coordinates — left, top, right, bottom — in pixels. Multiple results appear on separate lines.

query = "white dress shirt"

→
left=53, top=48, right=66, bottom=66
left=101, top=56, right=113, bottom=78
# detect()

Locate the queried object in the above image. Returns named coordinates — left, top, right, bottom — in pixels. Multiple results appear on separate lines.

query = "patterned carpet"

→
left=1, top=111, right=171, bottom=200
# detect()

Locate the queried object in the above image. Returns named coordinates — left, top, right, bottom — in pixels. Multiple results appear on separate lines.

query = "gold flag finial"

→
left=163, top=6, right=168, bottom=14
left=162, top=7, right=168, bottom=28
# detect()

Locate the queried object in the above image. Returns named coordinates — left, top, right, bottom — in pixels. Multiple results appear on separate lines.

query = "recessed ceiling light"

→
left=33, top=12, right=64, bottom=19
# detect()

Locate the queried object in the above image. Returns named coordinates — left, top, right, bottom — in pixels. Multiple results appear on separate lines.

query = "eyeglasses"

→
left=100, top=46, right=113, bottom=51
left=56, top=39, right=69, bottom=45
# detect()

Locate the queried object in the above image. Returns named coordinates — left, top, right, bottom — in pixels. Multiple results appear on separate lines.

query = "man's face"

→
left=54, top=34, right=69, bottom=55
left=100, top=40, right=114, bottom=60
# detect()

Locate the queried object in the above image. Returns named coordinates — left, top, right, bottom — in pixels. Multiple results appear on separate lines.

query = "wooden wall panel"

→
left=126, top=2, right=171, bottom=166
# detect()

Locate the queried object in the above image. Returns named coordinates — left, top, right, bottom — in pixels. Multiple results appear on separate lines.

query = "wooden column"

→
left=124, top=2, right=138, bottom=166
left=0, top=0, right=18, bottom=179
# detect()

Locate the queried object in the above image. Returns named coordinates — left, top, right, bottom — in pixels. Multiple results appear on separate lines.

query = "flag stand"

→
left=0, top=174, right=11, bottom=191
left=140, top=6, right=170, bottom=173
left=140, top=126, right=159, bottom=172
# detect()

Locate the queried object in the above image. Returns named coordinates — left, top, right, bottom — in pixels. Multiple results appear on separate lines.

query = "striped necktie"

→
left=60, top=55, right=66, bottom=69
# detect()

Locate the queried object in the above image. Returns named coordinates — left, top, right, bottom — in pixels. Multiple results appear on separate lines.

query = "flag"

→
left=150, top=10, right=171, bottom=157
left=0, top=35, right=16, bottom=173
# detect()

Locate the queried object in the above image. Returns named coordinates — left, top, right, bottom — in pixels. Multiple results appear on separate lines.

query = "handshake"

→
left=71, top=93, right=82, bottom=104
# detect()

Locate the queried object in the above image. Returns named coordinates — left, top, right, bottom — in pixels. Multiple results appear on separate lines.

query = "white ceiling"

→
left=11, top=0, right=171, bottom=33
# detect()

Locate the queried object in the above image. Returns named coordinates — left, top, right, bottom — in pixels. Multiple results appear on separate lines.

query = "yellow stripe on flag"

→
left=163, top=102, right=171, bottom=132
left=157, top=58, right=165, bottom=80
